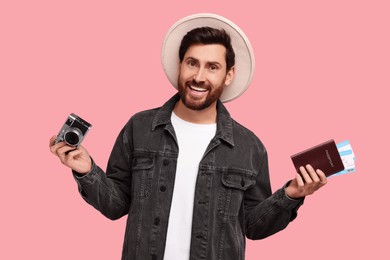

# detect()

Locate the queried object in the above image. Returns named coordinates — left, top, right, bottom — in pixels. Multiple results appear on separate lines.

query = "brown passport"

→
left=291, top=139, right=345, bottom=177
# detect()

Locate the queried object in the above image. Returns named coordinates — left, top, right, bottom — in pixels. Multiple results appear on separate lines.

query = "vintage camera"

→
left=55, top=113, right=92, bottom=147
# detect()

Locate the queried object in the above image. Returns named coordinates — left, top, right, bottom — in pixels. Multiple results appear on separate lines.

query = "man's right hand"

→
left=49, top=135, right=92, bottom=175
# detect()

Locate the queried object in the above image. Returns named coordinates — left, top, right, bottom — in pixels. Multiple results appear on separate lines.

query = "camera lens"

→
left=64, top=128, right=82, bottom=146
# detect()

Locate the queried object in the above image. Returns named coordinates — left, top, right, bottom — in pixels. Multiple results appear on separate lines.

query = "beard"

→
left=177, top=78, right=225, bottom=111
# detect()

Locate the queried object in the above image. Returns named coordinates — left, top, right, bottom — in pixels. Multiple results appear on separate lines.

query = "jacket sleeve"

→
left=73, top=122, right=133, bottom=220
left=244, top=148, right=304, bottom=240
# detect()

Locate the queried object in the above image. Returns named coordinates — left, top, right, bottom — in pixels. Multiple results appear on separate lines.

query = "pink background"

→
left=1, top=0, right=389, bottom=259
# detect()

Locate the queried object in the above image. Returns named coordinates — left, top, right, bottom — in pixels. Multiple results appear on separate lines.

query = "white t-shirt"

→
left=163, top=112, right=216, bottom=260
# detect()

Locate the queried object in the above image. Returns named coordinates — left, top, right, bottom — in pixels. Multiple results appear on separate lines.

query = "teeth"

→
left=190, top=85, right=207, bottom=92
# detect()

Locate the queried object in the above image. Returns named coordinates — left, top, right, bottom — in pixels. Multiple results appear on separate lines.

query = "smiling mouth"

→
left=188, top=83, right=208, bottom=92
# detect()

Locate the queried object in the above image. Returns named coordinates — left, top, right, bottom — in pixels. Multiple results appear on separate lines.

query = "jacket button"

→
left=154, top=217, right=160, bottom=225
left=160, top=185, right=166, bottom=192
left=163, top=159, right=170, bottom=166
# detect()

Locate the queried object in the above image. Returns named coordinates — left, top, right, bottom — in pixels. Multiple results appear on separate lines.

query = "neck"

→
left=173, top=100, right=217, bottom=124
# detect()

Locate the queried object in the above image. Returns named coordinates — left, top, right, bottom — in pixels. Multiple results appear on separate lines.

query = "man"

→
left=50, top=14, right=326, bottom=260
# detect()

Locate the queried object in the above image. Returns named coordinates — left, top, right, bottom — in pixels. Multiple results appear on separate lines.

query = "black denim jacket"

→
left=74, top=94, right=304, bottom=260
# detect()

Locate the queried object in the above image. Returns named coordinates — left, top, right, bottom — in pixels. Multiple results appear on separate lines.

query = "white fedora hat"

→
left=161, top=13, right=255, bottom=103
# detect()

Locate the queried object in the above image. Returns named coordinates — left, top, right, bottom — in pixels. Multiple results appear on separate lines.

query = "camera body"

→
left=55, top=113, right=92, bottom=147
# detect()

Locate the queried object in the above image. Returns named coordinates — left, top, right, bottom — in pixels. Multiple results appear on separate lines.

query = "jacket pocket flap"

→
left=132, top=156, right=154, bottom=170
left=222, top=169, right=256, bottom=191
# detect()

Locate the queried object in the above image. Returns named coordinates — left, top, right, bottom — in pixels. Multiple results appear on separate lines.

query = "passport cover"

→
left=291, top=139, right=345, bottom=177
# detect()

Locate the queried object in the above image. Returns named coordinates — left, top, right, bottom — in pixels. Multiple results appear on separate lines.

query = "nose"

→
left=194, top=67, right=206, bottom=83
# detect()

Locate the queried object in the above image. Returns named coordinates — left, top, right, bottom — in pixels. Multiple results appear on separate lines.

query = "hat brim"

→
left=161, top=13, right=255, bottom=103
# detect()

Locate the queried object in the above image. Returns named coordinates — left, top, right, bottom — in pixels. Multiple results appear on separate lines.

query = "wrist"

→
left=284, top=182, right=303, bottom=200
left=73, top=157, right=93, bottom=176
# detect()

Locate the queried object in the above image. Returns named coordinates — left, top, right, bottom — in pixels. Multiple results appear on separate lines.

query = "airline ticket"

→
left=334, top=140, right=356, bottom=176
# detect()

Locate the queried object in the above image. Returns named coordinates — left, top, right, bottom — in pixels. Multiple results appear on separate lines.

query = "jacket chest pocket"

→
left=217, top=169, right=256, bottom=218
left=131, top=156, right=154, bottom=200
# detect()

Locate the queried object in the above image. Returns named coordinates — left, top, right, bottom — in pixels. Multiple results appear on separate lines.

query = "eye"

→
left=187, top=60, right=197, bottom=67
left=209, top=64, right=219, bottom=71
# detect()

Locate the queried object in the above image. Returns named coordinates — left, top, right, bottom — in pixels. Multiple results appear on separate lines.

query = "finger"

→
left=299, top=166, right=312, bottom=184
left=50, top=140, right=68, bottom=155
left=49, top=135, right=57, bottom=147
left=56, top=145, right=77, bottom=161
left=316, top=169, right=328, bottom=184
left=57, top=145, right=76, bottom=155
left=296, top=173, right=305, bottom=187
left=66, top=148, right=83, bottom=159
left=305, top=164, right=320, bottom=182
left=62, top=149, right=82, bottom=165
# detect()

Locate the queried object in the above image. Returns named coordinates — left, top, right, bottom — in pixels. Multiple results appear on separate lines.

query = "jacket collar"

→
left=152, top=94, right=234, bottom=146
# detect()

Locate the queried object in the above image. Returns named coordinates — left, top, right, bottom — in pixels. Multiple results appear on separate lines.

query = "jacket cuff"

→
left=283, top=180, right=305, bottom=200
left=72, top=158, right=100, bottom=186
left=272, top=182, right=305, bottom=211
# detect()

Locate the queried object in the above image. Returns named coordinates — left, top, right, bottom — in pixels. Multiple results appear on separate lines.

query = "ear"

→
left=224, top=66, right=235, bottom=86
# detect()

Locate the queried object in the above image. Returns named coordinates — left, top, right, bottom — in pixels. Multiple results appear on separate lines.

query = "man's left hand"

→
left=285, top=164, right=327, bottom=199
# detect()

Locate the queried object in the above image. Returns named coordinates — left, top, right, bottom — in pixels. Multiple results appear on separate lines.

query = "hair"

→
left=178, top=27, right=235, bottom=71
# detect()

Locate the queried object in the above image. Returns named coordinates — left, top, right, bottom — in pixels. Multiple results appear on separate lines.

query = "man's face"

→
left=177, top=44, right=234, bottom=111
